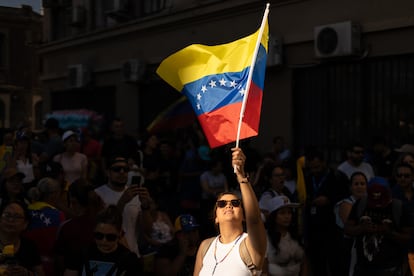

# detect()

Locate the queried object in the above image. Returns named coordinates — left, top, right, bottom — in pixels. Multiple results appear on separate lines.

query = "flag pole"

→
left=235, top=3, right=270, bottom=149
left=234, top=3, right=269, bottom=173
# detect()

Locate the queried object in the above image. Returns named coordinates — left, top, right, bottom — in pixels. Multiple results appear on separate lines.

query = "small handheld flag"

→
left=157, top=4, right=269, bottom=148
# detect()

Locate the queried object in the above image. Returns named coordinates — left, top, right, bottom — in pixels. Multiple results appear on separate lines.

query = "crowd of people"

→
left=0, top=117, right=412, bottom=276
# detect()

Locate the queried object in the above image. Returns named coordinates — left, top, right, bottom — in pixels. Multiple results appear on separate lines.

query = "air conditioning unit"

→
left=71, top=6, right=86, bottom=27
left=121, top=59, right=146, bottom=83
left=68, top=64, right=90, bottom=88
left=266, top=34, right=283, bottom=67
left=314, top=21, right=361, bottom=58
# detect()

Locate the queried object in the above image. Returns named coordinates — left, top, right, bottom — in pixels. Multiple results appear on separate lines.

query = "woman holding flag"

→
left=193, top=147, right=267, bottom=276
left=156, top=4, right=270, bottom=273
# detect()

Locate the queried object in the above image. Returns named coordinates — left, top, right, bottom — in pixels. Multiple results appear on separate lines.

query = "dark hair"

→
left=45, top=118, right=59, bottom=129
left=395, top=162, right=414, bottom=174
left=213, top=192, right=245, bottom=232
left=95, top=205, right=122, bottom=231
left=0, top=200, right=30, bottom=221
left=68, top=178, right=94, bottom=207
left=272, top=136, right=284, bottom=144
left=305, top=147, right=325, bottom=162
left=0, top=177, right=25, bottom=203
left=265, top=208, right=300, bottom=255
left=350, top=171, right=368, bottom=186
left=347, top=141, right=364, bottom=151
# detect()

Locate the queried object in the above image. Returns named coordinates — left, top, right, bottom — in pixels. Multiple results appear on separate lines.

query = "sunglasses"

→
left=110, top=166, right=129, bottom=173
left=1, top=212, right=25, bottom=220
left=93, top=232, right=118, bottom=241
left=216, top=199, right=241, bottom=208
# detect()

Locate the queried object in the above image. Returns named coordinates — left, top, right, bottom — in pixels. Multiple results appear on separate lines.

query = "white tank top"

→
left=199, top=233, right=251, bottom=276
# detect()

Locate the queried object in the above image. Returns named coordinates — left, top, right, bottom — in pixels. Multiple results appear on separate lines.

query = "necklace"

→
left=212, top=234, right=243, bottom=275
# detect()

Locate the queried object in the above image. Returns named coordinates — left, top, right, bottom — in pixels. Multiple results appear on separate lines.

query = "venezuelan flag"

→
left=156, top=16, right=269, bottom=148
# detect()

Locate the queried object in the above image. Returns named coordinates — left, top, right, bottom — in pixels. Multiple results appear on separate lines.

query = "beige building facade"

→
left=38, top=0, right=414, bottom=156
left=0, top=5, right=42, bottom=130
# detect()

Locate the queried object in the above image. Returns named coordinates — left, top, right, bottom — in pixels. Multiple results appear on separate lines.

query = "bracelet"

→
left=239, top=177, right=249, bottom=184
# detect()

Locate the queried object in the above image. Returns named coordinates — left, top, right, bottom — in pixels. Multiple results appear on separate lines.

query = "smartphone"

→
left=131, top=175, right=142, bottom=186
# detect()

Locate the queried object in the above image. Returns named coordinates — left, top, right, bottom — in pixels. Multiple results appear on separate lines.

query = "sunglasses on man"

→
left=93, top=232, right=118, bottom=242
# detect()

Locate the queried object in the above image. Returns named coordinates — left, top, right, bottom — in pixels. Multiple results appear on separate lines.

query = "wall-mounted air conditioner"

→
left=314, top=21, right=361, bottom=58
left=68, top=64, right=90, bottom=88
left=121, top=59, right=146, bottom=83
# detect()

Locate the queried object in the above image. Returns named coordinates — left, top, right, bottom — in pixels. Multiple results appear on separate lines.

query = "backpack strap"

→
left=239, top=238, right=258, bottom=275
left=201, top=236, right=258, bottom=275
left=200, top=237, right=215, bottom=259
left=391, top=199, right=402, bottom=228
left=356, top=197, right=367, bottom=219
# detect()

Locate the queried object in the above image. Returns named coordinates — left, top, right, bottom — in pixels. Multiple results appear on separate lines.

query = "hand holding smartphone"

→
left=131, top=175, right=142, bottom=187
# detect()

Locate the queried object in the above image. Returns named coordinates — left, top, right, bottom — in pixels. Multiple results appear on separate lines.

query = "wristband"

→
left=238, top=177, right=249, bottom=184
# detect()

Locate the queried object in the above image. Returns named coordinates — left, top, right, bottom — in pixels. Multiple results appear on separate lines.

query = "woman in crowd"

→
left=9, top=130, right=38, bottom=189
left=194, top=147, right=267, bottom=275
left=263, top=195, right=306, bottom=276
left=0, top=168, right=28, bottom=207
left=333, top=171, right=367, bottom=276
left=0, top=200, right=44, bottom=276
left=258, top=162, right=295, bottom=220
left=63, top=205, right=142, bottom=275
left=138, top=197, right=175, bottom=255
left=53, top=130, right=88, bottom=185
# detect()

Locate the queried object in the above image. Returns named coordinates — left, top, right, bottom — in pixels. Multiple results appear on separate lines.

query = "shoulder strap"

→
left=200, top=237, right=215, bottom=259
left=239, top=238, right=257, bottom=275
left=202, top=236, right=257, bottom=275
left=356, top=197, right=367, bottom=219
left=391, top=199, right=402, bottom=227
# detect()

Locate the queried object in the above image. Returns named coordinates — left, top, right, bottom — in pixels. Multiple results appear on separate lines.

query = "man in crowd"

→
left=94, top=156, right=152, bottom=257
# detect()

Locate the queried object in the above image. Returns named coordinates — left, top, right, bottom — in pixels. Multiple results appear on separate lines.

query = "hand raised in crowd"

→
left=137, top=187, right=152, bottom=209
left=231, top=147, right=247, bottom=181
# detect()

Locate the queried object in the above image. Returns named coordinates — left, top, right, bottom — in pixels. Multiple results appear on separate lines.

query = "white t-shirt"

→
left=94, top=184, right=142, bottom=257
left=337, top=161, right=374, bottom=181
left=53, top=152, right=87, bottom=184
left=200, top=171, right=227, bottom=199
left=199, top=233, right=251, bottom=276
left=266, top=232, right=304, bottom=276
left=16, top=159, right=34, bottom=184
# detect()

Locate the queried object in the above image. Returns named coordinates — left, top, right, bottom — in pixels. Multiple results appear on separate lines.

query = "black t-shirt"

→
left=13, top=237, right=42, bottom=270
left=348, top=199, right=410, bottom=268
left=66, top=243, right=142, bottom=276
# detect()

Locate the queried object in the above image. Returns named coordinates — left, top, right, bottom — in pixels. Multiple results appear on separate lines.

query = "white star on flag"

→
left=43, top=217, right=52, bottom=226
left=208, top=80, right=217, bottom=88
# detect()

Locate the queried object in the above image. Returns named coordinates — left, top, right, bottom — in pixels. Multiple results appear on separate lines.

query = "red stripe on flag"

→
left=198, top=83, right=262, bottom=148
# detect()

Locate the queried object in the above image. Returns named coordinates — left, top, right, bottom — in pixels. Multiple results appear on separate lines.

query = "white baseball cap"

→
left=62, top=130, right=77, bottom=142
left=268, top=195, right=301, bottom=214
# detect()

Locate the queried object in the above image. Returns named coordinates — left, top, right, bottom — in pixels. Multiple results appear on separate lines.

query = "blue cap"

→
left=174, top=214, right=199, bottom=232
